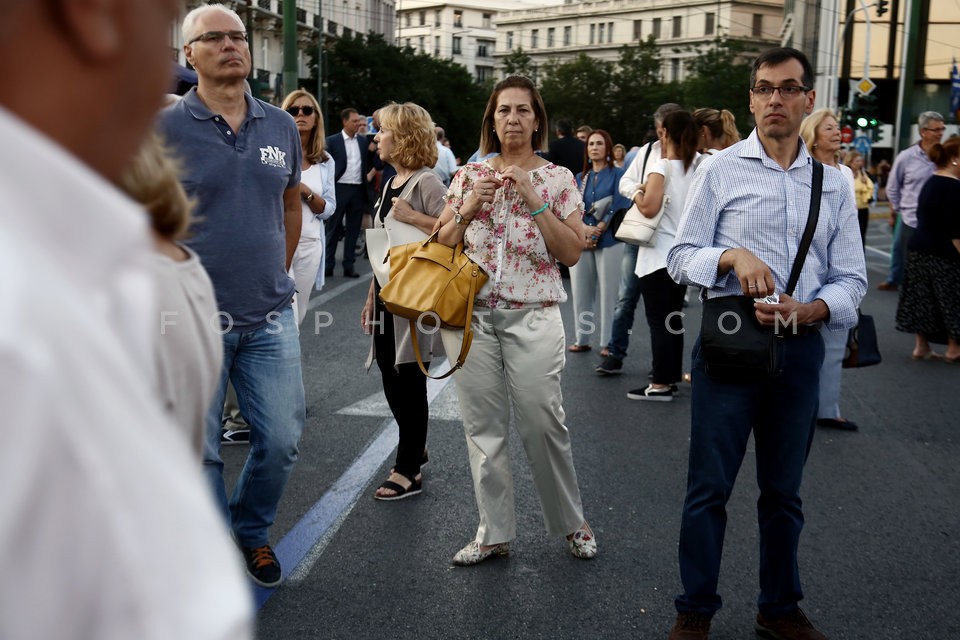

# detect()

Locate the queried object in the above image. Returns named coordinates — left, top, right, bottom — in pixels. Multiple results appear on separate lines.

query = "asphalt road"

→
left=228, top=213, right=959, bottom=640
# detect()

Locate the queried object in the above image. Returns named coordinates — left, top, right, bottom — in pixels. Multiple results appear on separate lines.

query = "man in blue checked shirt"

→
left=664, top=48, right=866, bottom=640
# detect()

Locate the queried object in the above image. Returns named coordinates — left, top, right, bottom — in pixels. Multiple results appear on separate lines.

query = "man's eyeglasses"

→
left=187, top=30, right=248, bottom=45
left=923, top=126, right=946, bottom=134
left=286, top=106, right=315, bottom=117
left=750, top=85, right=811, bottom=99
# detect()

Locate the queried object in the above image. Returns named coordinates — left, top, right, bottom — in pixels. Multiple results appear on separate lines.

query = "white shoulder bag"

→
left=614, top=160, right=671, bottom=247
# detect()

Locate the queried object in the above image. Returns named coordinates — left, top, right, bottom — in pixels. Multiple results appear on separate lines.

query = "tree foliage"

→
left=309, top=32, right=488, bottom=159
left=540, top=54, right=615, bottom=134
left=676, top=37, right=755, bottom=139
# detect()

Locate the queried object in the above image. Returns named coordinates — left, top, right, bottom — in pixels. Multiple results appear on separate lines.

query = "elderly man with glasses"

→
left=157, top=2, right=305, bottom=589
left=877, top=111, right=946, bottom=291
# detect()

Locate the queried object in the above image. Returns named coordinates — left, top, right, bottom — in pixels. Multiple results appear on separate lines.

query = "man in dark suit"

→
left=547, top=118, right=585, bottom=176
left=325, top=107, right=369, bottom=278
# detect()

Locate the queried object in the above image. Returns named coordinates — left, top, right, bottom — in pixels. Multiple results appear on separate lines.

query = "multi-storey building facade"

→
left=395, top=0, right=518, bottom=84
left=175, top=0, right=396, bottom=100
left=494, top=0, right=785, bottom=82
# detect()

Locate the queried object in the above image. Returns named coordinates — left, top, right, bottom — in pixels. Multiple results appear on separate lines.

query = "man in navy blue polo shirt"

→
left=157, top=3, right=305, bottom=589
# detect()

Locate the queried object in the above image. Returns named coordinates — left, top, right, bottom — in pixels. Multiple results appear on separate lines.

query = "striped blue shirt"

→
left=666, top=130, right=867, bottom=331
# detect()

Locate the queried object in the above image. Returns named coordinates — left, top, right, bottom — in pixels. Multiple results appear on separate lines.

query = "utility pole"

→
left=895, top=0, right=923, bottom=152
left=283, top=0, right=298, bottom=99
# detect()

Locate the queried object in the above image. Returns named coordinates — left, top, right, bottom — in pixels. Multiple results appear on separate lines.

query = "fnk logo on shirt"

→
left=260, top=146, right=287, bottom=169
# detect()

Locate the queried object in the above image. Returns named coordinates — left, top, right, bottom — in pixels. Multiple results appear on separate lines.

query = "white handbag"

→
left=614, top=161, right=671, bottom=247
left=366, top=169, right=431, bottom=287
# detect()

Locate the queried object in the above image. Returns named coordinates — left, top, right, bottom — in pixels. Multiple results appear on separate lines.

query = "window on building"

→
left=608, top=21, right=614, bottom=43
left=343, top=27, right=352, bottom=38
left=434, top=9, right=440, bottom=27
left=633, top=19, right=642, bottom=40
left=405, top=38, right=411, bottom=49
left=419, top=10, right=425, bottom=26
left=673, top=16, right=681, bottom=38
left=477, top=40, right=492, bottom=57
left=257, top=0, right=269, bottom=10
left=652, top=18, right=661, bottom=39
left=296, top=7, right=306, bottom=23
left=482, top=13, right=492, bottom=29
left=598, top=23, right=605, bottom=43
left=531, top=29, right=538, bottom=49
left=547, top=27, right=555, bottom=47
left=477, top=66, right=494, bottom=84
left=454, top=10, right=463, bottom=28
left=328, top=20, right=337, bottom=35
left=590, top=23, right=595, bottom=44
left=434, top=35, right=440, bottom=55
left=564, top=26, right=572, bottom=46
left=752, top=14, right=763, bottom=37
left=705, top=12, right=715, bottom=35
left=507, top=31, right=513, bottom=49
left=452, top=36, right=462, bottom=55
left=671, top=58, right=680, bottom=82
left=419, top=36, right=425, bottom=52
left=404, top=12, right=410, bottom=27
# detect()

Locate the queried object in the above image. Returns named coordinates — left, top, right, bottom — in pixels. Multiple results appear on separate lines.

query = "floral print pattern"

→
left=445, top=160, right=583, bottom=308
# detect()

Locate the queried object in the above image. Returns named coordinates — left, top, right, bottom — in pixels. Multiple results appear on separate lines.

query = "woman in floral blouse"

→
left=435, top=75, right=598, bottom=566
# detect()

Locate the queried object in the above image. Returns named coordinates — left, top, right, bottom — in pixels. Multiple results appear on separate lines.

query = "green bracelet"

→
left=530, top=203, right=548, bottom=217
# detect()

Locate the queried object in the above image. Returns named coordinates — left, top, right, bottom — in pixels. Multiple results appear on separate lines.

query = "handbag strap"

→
left=784, top=159, right=823, bottom=297
left=406, top=261, right=481, bottom=379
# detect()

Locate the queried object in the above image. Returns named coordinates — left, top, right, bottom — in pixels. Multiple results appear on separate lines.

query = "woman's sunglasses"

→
left=286, top=106, right=315, bottom=117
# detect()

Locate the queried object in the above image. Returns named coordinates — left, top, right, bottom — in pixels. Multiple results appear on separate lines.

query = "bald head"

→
left=0, top=0, right=179, bottom=181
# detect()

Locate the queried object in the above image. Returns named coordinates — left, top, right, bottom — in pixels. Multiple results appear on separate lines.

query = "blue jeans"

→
left=203, top=305, right=305, bottom=547
left=606, top=243, right=641, bottom=360
left=885, top=215, right=903, bottom=285
left=676, top=333, right=825, bottom=619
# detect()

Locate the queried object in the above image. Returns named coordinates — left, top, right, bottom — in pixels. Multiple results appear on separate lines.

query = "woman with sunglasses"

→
left=280, top=90, right=336, bottom=324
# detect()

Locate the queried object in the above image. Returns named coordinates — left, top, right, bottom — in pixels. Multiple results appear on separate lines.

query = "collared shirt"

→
left=0, top=107, right=251, bottom=640
left=619, top=140, right=662, bottom=199
left=667, top=129, right=867, bottom=331
left=157, top=88, right=301, bottom=332
left=886, top=143, right=936, bottom=228
left=339, top=130, right=362, bottom=184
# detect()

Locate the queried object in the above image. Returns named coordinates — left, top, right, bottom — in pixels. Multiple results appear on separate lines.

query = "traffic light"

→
left=877, top=0, right=889, bottom=17
left=856, top=114, right=869, bottom=129
left=871, top=126, right=884, bottom=143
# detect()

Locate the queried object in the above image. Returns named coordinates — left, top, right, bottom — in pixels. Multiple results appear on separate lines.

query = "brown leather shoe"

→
left=876, top=281, right=898, bottom=291
left=756, top=608, right=827, bottom=640
left=668, top=612, right=711, bottom=639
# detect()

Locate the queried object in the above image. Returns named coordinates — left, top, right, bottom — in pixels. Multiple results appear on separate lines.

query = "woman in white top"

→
left=800, top=108, right=859, bottom=431
left=118, top=132, right=222, bottom=457
left=627, top=110, right=700, bottom=402
left=281, top=89, right=336, bottom=325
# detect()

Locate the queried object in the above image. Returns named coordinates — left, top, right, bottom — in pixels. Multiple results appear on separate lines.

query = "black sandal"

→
left=374, top=472, right=422, bottom=501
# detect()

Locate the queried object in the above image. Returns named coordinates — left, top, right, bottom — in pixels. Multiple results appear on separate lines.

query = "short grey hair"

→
left=181, top=3, right=241, bottom=43
left=654, top=103, right=682, bottom=125
left=918, top=111, right=944, bottom=129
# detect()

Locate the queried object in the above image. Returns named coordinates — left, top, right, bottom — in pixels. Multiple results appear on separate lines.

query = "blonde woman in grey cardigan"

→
left=360, top=102, right=447, bottom=499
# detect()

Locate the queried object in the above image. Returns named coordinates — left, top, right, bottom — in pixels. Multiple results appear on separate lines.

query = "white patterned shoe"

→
left=451, top=540, right=509, bottom=566
left=567, top=524, right=598, bottom=559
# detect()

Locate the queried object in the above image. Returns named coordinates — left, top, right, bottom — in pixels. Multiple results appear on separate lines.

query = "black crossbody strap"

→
left=784, top=159, right=823, bottom=296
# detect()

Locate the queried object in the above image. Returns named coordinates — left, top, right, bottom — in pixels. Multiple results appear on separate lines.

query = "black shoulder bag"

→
left=699, top=160, right=823, bottom=383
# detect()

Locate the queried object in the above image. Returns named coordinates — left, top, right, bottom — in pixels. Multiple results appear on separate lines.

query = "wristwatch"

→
left=454, top=212, right=469, bottom=226
left=305, top=192, right=315, bottom=203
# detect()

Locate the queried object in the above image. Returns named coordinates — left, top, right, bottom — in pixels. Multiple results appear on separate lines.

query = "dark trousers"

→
left=637, top=267, right=686, bottom=384
left=676, top=332, right=825, bottom=619
left=857, top=207, right=869, bottom=249
left=325, top=183, right=366, bottom=272
left=373, top=303, right=429, bottom=478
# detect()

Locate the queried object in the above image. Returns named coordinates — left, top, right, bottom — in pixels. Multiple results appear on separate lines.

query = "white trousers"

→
left=291, top=236, right=324, bottom=326
left=568, top=243, right=625, bottom=347
left=441, top=305, right=585, bottom=545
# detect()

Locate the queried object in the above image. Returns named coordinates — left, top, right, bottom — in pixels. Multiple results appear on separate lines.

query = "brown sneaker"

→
left=756, top=608, right=827, bottom=640
left=668, top=611, right=712, bottom=640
